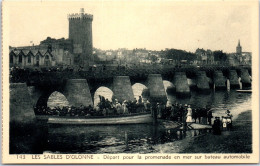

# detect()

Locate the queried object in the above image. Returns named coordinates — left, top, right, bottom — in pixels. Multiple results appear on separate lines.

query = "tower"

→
left=236, top=39, right=242, bottom=55
left=68, top=8, right=93, bottom=66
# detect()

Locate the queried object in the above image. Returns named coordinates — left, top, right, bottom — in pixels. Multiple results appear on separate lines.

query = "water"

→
left=45, top=87, right=251, bottom=154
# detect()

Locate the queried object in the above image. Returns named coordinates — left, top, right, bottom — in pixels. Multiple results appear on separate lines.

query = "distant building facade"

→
left=9, top=8, right=93, bottom=68
left=68, top=8, right=93, bottom=66
left=227, top=40, right=252, bottom=65
left=195, top=48, right=214, bottom=64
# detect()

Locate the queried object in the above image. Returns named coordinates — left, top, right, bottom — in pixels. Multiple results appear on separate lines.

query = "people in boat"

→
left=122, top=100, right=129, bottom=114
left=133, top=98, right=137, bottom=104
left=115, top=100, right=123, bottom=114
left=144, top=100, right=148, bottom=111
left=156, top=103, right=161, bottom=118
left=35, top=99, right=222, bottom=123
left=138, top=96, right=142, bottom=105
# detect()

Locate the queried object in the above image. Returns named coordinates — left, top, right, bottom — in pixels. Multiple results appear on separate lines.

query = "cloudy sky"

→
left=6, top=1, right=256, bottom=53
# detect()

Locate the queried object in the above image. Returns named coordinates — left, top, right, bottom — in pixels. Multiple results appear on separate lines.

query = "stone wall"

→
left=240, top=69, right=251, bottom=87
left=10, top=83, right=35, bottom=124
left=173, top=72, right=190, bottom=96
left=63, top=79, right=93, bottom=106
left=229, top=70, right=239, bottom=88
left=147, top=74, right=167, bottom=103
left=196, top=71, right=210, bottom=91
left=214, top=71, right=226, bottom=89
left=112, top=76, right=134, bottom=103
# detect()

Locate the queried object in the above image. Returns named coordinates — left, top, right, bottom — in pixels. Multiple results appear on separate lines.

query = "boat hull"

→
left=236, top=90, right=252, bottom=93
left=45, top=113, right=153, bottom=125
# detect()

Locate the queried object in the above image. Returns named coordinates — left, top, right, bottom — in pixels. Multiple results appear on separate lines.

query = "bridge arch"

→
left=47, top=91, right=70, bottom=108
left=132, top=83, right=149, bottom=102
left=163, top=80, right=175, bottom=94
left=93, top=86, right=114, bottom=108
left=35, top=89, right=67, bottom=108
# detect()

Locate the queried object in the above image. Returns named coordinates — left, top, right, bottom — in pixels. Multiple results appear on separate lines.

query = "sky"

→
left=6, top=1, right=256, bottom=53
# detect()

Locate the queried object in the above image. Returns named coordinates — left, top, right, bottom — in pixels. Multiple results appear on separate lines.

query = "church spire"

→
left=236, top=39, right=242, bottom=54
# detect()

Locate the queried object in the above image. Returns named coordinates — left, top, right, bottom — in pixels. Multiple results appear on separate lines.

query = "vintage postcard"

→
left=2, top=0, right=259, bottom=164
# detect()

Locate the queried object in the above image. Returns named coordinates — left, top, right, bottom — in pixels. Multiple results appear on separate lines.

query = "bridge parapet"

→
left=10, top=65, right=251, bottom=87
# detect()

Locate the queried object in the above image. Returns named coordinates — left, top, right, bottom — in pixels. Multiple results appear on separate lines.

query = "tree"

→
left=165, top=49, right=196, bottom=61
left=213, top=51, right=227, bottom=62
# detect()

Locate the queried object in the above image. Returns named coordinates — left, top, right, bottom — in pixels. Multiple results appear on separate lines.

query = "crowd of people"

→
left=212, top=110, right=233, bottom=135
left=34, top=95, right=219, bottom=126
left=34, top=94, right=233, bottom=135
left=158, top=103, right=213, bottom=125
left=34, top=96, right=149, bottom=117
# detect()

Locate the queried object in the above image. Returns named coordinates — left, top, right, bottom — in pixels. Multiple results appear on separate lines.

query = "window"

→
left=44, top=55, right=50, bottom=66
left=18, top=53, right=22, bottom=63
left=28, top=54, right=31, bottom=63
left=36, top=54, right=40, bottom=66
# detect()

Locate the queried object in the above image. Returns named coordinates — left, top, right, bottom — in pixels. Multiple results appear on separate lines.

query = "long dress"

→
left=122, top=103, right=129, bottom=114
left=186, top=107, right=193, bottom=122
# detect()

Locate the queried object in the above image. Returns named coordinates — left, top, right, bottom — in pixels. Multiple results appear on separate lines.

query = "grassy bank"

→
left=180, top=110, right=252, bottom=153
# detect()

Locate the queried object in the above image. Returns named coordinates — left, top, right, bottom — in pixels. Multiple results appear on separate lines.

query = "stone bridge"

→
left=10, top=65, right=252, bottom=111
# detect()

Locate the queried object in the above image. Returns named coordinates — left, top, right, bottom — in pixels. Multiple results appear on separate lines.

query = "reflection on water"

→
left=46, top=87, right=251, bottom=153
left=46, top=124, right=212, bottom=153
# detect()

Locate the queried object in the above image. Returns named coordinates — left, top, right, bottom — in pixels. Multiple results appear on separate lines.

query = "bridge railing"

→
left=9, top=64, right=251, bottom=83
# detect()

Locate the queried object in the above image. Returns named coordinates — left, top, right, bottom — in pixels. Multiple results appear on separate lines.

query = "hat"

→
left=184, top=104, right=188, bottom=107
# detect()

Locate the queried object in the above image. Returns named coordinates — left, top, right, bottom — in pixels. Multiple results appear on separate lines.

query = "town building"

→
left=227, top=40, right=252, bottom=65
left=195, top=48, right=214, bottom=64
left=9, top=8, right=93, bottom=68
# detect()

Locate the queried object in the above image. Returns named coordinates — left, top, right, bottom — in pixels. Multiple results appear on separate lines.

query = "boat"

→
left=236, top=89, right=252, bottom=93
left=38, top=113, right=153, bottom=125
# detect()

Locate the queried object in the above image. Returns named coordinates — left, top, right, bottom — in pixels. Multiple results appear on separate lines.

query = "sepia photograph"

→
left=2, top=0, right=259, bottom=164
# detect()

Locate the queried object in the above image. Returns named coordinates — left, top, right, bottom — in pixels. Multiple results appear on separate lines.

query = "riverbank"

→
left=152, top=110, right=252, bottom=153
left=180, top=110, right=252, bottom=153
